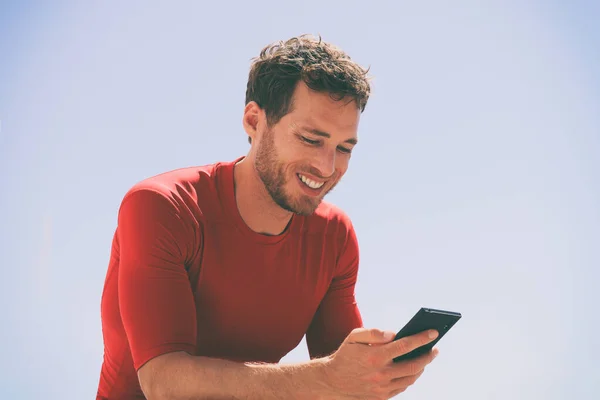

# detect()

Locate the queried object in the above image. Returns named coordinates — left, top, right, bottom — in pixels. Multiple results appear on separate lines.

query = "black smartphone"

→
left=392, top=307, right=461, bottom=363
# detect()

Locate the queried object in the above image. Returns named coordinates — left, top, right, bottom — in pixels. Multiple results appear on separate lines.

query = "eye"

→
left=337, top=146, right=352, bottom=154
left=300, top=136, right=320, bottom=145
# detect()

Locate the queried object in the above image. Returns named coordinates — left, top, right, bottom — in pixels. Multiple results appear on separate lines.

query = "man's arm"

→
left=117, top=188, right=332, bottom=399
left=306, top=220, right=363, bottom=359
left=138, top=351, right=330, bottom=400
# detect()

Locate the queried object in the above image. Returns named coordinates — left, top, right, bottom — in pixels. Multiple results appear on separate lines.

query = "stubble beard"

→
left=254, top=129, right=324, bottom=216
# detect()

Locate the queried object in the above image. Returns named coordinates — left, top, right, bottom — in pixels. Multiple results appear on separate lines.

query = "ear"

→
left=242, top=101, right=265, bottom=144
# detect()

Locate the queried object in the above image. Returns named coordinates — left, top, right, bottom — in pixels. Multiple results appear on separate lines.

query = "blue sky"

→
left=1, top=1, right=599, bottom=399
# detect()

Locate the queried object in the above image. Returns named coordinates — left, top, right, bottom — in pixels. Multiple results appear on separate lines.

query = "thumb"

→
left=346, top=328, right=396, bottom=345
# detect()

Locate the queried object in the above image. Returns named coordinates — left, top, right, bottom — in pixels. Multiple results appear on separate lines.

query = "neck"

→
left=233, top=157, right=293, bottom=236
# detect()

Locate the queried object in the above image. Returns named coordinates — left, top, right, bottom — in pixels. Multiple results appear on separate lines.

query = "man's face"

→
left=253, top=82, right=360, bottom=216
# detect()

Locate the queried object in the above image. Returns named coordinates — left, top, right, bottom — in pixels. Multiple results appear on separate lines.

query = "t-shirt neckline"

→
left=217, top=156, right=302, bottom=245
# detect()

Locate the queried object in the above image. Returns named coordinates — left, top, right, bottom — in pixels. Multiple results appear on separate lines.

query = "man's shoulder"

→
left=300, top=202, right=359, bottom=262
left=302, top=201, right=355, bottom=238
left=120, top=160, right=233, bottom=216
left=124, top=163, right=214, bottom=197
left=312, top=200, right=353, bottom=223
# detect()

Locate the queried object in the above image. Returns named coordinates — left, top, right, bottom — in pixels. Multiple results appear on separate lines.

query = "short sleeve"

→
left=306, top=222, right=363, bottom=358
left=117, top=188, right=198, bottom=370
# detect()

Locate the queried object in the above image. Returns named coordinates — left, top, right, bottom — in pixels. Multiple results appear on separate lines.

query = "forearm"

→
left=143, top=352, right=332, bottom=400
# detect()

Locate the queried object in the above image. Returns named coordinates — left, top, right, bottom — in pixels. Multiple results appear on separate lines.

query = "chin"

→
left=293, top=197, right=323, bottom=216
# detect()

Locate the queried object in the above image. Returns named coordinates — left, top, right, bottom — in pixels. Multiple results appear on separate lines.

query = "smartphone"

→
left=392, top=307, right=461, bottom=363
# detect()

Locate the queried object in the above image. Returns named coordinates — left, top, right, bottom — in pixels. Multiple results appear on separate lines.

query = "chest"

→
left=189, top=223, right=338, bottom=362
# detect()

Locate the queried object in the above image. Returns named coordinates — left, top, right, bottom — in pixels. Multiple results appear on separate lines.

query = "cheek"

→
left=335, top=155, right=350, bottom=175
left=277, top=136, right=305, bottom=163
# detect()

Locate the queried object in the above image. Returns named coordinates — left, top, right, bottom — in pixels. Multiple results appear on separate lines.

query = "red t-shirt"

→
left=96, top=157, right=363, bottom=399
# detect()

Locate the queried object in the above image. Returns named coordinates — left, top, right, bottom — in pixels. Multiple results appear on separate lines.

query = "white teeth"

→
left=298, top=174, right=324, bottom=189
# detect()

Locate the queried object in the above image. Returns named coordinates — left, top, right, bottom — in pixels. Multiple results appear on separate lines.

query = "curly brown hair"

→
left=245, top=34, right=371, bottom=143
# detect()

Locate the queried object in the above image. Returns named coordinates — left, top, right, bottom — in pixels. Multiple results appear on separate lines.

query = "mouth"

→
left=297, top=173, right=325, bottom=190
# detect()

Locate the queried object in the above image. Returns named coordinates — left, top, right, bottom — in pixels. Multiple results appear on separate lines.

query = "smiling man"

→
left=97, top=34, right=440, bottom=400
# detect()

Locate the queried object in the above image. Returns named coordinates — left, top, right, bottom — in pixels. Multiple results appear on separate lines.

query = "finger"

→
left=386, top=348, right=438, bottom=380
left=345, top=327, right=397, bottom=345
left=381, top=329, right=438, bottom=359
left=391, top=369, right=424, bottom=385
left=388, top=387, right=407, bottom=398
left=386, top=370, right=424, bottom=396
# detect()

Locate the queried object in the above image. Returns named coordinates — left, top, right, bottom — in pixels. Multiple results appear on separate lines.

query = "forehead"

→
left=289, top=82, right=361, bottom=135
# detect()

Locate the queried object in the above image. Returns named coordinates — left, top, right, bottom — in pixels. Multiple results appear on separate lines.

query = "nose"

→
left=313, top=148, right=336, bottom=178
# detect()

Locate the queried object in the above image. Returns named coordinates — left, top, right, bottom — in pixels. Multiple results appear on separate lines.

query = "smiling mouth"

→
left=297, top=173, right=325, bottom=189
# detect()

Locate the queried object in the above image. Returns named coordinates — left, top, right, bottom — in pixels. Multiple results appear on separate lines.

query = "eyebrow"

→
left=301, top=127, right=358, bottom=145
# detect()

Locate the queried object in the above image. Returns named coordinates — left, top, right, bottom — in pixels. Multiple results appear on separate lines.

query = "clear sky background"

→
left=1, top=1, right=598, bottom=399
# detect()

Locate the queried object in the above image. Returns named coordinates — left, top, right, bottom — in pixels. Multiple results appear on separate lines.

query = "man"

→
left=97, top=34, right=439, bottom=399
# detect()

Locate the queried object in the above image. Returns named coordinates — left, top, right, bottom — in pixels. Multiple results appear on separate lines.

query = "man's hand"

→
left=320, top=327, right=440, bottom=399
